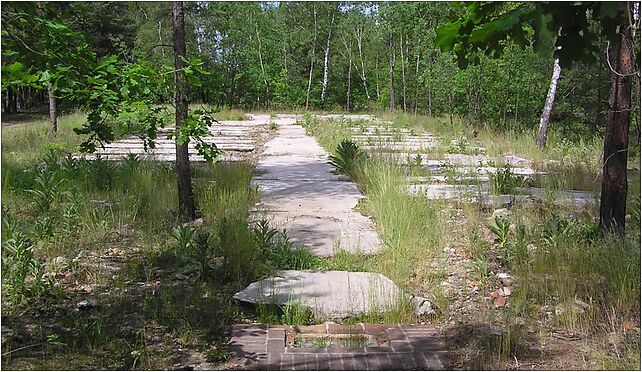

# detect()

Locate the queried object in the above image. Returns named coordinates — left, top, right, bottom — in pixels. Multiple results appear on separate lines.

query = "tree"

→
left=320, top=6, right=336, bottom=104
left=436, top=1, right=639, bottom=233
left=172, top=1, right=196, bottom=221
left=600, top=6, right=635, bottom=232
left=1, top=3, right=94, bottom=135
left=536, top=57, right=561, bottom=149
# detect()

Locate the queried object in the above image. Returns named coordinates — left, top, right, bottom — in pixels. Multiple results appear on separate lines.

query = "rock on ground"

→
left=232, top=270, right=405, bottom=319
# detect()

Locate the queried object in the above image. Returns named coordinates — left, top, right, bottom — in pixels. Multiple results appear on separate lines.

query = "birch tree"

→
left=320, top=8, right=336, bottom=104
left=536, top=58, right=561, bottom=149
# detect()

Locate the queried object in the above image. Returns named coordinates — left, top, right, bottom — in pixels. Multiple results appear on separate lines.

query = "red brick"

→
left=302, top=353, right=318, bottom=371
left=400, top=352, right=418, bottom=370
left=364, top=346, right=393, bottom=354
left=353, top=354, right=368, bottom=370
left=267, top=339, right=286, bottom=353
left=377, top=354, right=394, bottom=370
left=327, top=354, right=343, bottom=370
left=280, top=353, right=295, bottom=371
left=364, top=354, right=380, bottom=370
left=327, top=323, right=362, bottom=334
left=268, top=328, right=286, bottom=339
left=385, top=326, right=405, bottom=340
left=407, top=338, right=445, bottom=351
left=341, top=354, right=357, bottom=370
left=414, top=352, right=444, bottom=370
left=267, top=353, right=280, bottom=371
left=388, top=353, right=405, bottom=369
left=255, top=353, right=270, bottom=370
left=390, top=340, right=413, bottom=352
left=287, top=347, right=325, bottom=354
left=317, top=354, right=330, bottom=371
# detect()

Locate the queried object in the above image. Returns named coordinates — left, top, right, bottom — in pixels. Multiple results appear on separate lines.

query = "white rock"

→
left=411, top=296, right=435, bottom=316
left=77, top=300, right=97, bottom=309
left=233, top=270, right=405, bottom=319
left=491, top=208, right=512, bottom=219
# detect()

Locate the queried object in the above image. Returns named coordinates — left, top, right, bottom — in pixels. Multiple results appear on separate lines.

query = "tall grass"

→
left=306, top=113, right=640, bottom=368
left=301, top=116, right=444, bottom=290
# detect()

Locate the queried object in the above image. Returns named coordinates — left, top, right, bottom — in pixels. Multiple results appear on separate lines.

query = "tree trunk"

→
left=375, top=52, right=381, bottom=101
left=514, top=89, right=519, bottom=123
left=172, top=1, right=196, bottom=222
left=320, top=10, right=335, bottom=104
left=255, top=22, right=270, bottom=105
left=399, top=35, right=407, bottom=113
left=599, top=22, right=634, bottom=233
left=346, top=55, right=352, bottom=111
left=388, top=35, right=395, bottom=112
left=6, top=87, right=17, bottom=114
left=158, top=20, right=165, bottom=57
left=428, top=86, right=432, bottom=116
left=448, top=91, right=453, bottom=126
left=413, top=49, right=420, bottom=115
left=355, top=26, right=371, bottom=108
left=342, top=36, right=352, bottom=111
left=305, top=6, right=317, bottom=110
left=536, top=58, right=561, bottom=149
left=47, top=82, right=57, bottom=137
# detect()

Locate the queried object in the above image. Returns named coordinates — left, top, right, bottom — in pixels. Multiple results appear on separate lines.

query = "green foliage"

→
left=488, top=216, right=511, bottom=248
left=489, top=164, right=525, bottom=194
left=171, top=225, right=196, bottom=253
left=446, top=135, right=483, bottom=155
left=329, top=139, right=365, bottom=178
left=27, top=169, right=65, bottom=213
left=214, top=217, right=317, bottom=283
left=435, top=2, right=626, bottom=69
left=1, top=211, right=52, bottom=306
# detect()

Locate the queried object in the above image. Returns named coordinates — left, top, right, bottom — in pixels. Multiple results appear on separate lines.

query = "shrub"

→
left=489, top=164, right=525, bottom=194
left=329, top=139, right=365, bottom=178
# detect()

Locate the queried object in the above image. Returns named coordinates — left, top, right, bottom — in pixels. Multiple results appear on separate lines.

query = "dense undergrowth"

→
left=0, top=110, right=310, bottom=369
left=302, top=113, right=641, bottom=370
left=1, top=110, right=639, bottom=370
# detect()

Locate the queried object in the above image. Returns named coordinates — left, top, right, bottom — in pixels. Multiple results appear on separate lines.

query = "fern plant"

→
left=329, top=139, right=364, bottom=177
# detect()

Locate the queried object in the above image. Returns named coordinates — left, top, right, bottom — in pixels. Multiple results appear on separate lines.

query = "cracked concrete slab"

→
left=251, top=121, right=381, bottom=256
left=233, top=270, right=405, bottom=319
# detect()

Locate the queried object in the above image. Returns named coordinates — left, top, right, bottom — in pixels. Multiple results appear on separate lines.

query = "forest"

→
left=1, top=1, right=640, bottom=370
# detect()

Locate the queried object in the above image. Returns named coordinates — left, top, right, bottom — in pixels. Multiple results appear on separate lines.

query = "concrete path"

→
left=251, top=119, right=381, bottom=257
left=81, top=114, right=271, bottom=162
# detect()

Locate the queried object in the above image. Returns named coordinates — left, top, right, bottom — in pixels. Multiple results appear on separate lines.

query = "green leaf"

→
left=6, top=62, right=25, bottom=74
left=435, top=21, right=463, bottom=51
left=469, top=22, right=496, bottom=43
left=599, top=2, right=618, bottom=20
left=39, top=70, right=51, bottom=83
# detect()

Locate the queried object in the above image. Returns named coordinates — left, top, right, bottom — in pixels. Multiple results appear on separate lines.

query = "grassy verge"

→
left=0, top=110, right=304, bottom=369
left=302, top=113, right=640, bottom=369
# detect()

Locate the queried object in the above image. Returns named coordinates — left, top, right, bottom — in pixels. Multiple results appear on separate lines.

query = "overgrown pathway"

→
left=230, top=116, right=448, bottom=370
left=250, top=116, right=380, bottom=256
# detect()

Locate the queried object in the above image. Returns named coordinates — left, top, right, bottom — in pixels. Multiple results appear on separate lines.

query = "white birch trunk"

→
left=320, top=11, right=335, bottom=103
left=400, top=35, right=407, bottom=113
left=305, top=6, right=317, bottom=109
left=536, top=58, right=561, bottom=149
left=355, top=26, right=371, bottom=106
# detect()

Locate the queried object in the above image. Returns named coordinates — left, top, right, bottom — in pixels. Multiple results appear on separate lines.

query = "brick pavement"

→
left=229, top=323, right=448, bottom=370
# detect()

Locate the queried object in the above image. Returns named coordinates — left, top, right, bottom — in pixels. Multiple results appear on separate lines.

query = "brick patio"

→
left=229, top=323, right=448, bottom=370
